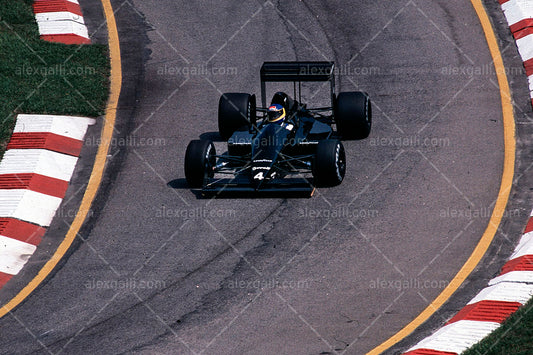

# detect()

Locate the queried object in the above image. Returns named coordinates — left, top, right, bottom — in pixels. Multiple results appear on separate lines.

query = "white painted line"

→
left=36, top=19, right=89, bottom=38
left=14, top=115, right=95, bottom=141
left=501, top=0, right=533, bottom=28
left=468, top=282, right=533, bottom=305
left=35, top=12, right=85, bottom=25
left=0, top=190, right=62, bottom=227
left=508, top=231, right=533, bottom=260
left=0, top=236, right=37, bottom=275
left=406, top=320, right=500, bottom=354
left=516, top=33, right=533, bottom=62
left=489, top=270, right=533, bottom=285
left=0, top=149, right=78, bottom=182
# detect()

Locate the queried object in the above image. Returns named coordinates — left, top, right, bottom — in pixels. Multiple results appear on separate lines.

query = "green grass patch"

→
left=462, top=297, right=533, bottom=354
left=0, top=0, right=110, bottom=157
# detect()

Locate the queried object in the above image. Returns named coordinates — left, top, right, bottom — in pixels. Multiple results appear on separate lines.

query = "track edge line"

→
left=366, top=0, right=516, bottom=353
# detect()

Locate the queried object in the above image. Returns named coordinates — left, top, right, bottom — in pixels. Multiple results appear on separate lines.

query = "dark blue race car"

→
left=184, top=61, right=372, bottom=197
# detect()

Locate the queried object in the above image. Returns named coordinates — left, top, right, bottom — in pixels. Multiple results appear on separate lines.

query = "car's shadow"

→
left=167, top=178, right=188, bottom=189
left=167, top=179, right=203, bottom=199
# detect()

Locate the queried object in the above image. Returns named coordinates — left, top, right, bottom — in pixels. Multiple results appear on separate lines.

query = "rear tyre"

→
left=312, top=140, right=346, bottom=187
left=184, top=140, right=216, bottom=188
left=218, top=93, right=256, bottom=140
left=335, top=92, right=371, bottom=140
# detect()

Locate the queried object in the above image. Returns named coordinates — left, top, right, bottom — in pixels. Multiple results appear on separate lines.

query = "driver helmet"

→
left=267, top=104, right=286, bottom=123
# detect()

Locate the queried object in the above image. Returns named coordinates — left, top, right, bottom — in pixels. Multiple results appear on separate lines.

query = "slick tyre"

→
left=313, top=139, right=346, bottom=187
left=184, top=140, right=216, bottom=188
left=218, top=93, right=256, bottom=140
left=335, top=92, right=372, bottom=140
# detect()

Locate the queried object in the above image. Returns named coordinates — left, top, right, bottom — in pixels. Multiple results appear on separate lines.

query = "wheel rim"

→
left=366, top=97, right=372, bottom=127
left=335, top=143, right=346, bottom=181
left=205, top=144, right=215, bottom=179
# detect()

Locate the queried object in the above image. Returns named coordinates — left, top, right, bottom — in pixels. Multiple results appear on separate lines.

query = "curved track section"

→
left=0, top=1, right=511, bottom=354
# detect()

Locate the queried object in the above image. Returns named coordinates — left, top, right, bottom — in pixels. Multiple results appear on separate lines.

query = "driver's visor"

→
left=268, top=107, right=286, bottom=122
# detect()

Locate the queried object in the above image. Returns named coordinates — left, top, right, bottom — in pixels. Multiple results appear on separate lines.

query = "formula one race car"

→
left=184, top=61, right=371, bottom=196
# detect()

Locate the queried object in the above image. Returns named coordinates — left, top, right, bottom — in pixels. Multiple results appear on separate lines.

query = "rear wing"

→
left=260, top=61, right=336, bottom=108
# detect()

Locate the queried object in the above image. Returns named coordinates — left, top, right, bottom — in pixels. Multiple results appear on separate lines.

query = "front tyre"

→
left=312, top=140, right=346, bottom=187
left=184, top=140, right=216, bottom=188
left=335, top=92, right=372, bottom=140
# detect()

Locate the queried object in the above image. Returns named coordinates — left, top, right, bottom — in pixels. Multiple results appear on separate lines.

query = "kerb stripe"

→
left=0, top=218, right=45, bottom=246
left=446, top=300, right=522, bottom=324
left=33, top=0, right=83, bottom=17
left=7, top=133, right=83, bottom=157
left=0, top=174, right=69, bottom=199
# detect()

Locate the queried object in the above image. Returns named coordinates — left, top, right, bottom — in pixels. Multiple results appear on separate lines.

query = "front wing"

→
left=201, top=176, right=315, bottom=197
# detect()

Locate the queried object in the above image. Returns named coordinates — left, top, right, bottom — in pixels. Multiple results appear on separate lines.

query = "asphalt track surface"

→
left=1, top=0, right=533, bottom=354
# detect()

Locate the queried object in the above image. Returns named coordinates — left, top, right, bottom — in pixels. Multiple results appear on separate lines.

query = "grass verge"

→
left=0, top=0, right=110, bottom=157
left=462, top=297, right=533, bottom=354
